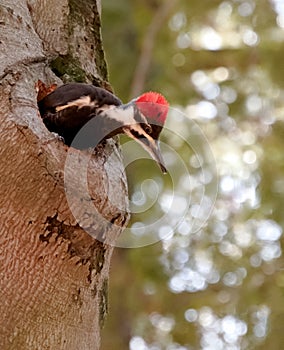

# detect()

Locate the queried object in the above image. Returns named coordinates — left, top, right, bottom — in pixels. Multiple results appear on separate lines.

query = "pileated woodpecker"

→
left=38, top=83, right=169, bottom=173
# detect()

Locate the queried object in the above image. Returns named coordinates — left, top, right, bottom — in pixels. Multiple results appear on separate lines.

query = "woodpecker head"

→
left=120, top=91, right=169, bottom=173
left=136, top=92, right=169, bottom=139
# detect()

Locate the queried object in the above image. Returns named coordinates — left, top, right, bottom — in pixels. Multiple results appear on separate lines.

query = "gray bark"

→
left=0, top=1, right=129, bottom=349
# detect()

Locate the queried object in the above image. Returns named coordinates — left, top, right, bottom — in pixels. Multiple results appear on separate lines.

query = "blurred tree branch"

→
left=129, top=0, right=177, bottom=98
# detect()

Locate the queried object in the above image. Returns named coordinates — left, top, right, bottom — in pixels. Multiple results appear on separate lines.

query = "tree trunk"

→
left=0, top=1, right=129, bottom=349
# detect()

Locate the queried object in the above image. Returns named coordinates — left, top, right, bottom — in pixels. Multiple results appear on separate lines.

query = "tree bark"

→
left=0, top=1, right=129, bottom=349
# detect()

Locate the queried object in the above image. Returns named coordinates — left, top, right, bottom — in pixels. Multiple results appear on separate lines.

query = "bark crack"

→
left=41, top=215, right=107, bottom=279
left=0, top=57, right=46, bottom=80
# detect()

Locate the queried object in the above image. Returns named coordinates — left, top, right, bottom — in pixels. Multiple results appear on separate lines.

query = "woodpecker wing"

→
left=38, top=83, right=122, bottom=114
left=38, top=83, right=122, bottom=145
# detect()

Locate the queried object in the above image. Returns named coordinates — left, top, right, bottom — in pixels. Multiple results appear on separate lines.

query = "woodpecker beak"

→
left=142, top=139, right=167, bottom=174
left=122, top=126, right=167, bottom=174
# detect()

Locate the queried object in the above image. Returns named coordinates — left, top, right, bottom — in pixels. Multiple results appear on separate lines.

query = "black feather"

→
left=38, top=83, right=121, bottom=113
left=38, top=83, right=122, bottom=147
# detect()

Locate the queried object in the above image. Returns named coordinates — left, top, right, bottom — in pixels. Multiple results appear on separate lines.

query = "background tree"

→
left=0, top=1, right=128, bottom=349
left=102, top=1, right=284, bottom=349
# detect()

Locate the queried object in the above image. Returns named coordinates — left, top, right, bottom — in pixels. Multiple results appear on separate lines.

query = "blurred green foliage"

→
left=101, top=1, right=284, bottom=349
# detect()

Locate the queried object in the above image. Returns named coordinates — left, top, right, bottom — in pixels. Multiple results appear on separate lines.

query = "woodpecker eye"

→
left=144, top=124, right=152, bottom=134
